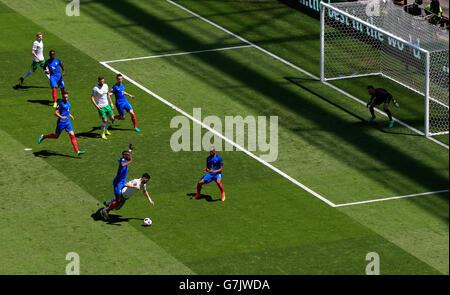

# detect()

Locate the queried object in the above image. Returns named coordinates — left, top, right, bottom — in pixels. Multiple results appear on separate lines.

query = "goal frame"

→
left=319, top=1, right=447, bottom=138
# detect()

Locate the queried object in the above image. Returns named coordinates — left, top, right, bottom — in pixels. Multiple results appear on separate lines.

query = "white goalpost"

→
left=320, top=0, right=449, bottom=137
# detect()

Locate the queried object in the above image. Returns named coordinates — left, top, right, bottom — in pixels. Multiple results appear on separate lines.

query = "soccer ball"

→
left=143, top=217, right=152, bottom=226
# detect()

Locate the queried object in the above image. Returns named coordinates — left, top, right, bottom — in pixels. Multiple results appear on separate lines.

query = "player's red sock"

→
left=52, top=88, right=57, bottom=103
left=131, top=114, right=137, bottom=128
left=113, top=115, right=124, bottom=120
left=60, top=88, right=66, bottom=96
left=218, top=183, right=224, bottom=193
left=193, top=183, right=202, bottom=199
left=218, top=183, right=225, bottom=201
left=70, top=134, right=79, bottom=153
left=43, top=134, right=59, bottom=140
left=106, top=201, right=117, bottom=213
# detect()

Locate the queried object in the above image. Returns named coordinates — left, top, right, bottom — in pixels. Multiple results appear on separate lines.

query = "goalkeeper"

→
left=366, top=86, right=399, bottom=128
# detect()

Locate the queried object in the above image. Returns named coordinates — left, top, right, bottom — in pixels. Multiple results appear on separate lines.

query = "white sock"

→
left=101, top=121, right=106, bottom=134
left=22, top=70, right=33, bottom=79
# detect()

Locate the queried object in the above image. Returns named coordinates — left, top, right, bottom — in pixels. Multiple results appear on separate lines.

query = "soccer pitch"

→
left=0, top=0, right=448, bottom=274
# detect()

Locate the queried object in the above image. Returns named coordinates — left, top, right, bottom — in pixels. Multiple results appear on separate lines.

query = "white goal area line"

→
left=334, top=189, right=449, bottom=208
left=166, top=0, right=449, bottom=151
left=101, top=45, right=253, bottom=64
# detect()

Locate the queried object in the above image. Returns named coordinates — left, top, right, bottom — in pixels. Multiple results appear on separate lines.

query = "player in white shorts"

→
left=101, top=173, right=154, bottom=220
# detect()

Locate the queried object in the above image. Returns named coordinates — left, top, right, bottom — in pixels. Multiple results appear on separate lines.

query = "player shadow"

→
left=75, top=127, right=102, bottom=139
left=91, top=208, right=142, bottom=226
left=75, top=126, right=135, bottom=139
left=109, top=126, right=136, bottom=132
left=13, top=85, right=48, bottom=90
left=27, top=99, right=56, bottom=106
left=186, top=193, right=221, bottom=202
left=284, top=77, right=421, bottom=137
left=33, top=149, right=79, bottom=159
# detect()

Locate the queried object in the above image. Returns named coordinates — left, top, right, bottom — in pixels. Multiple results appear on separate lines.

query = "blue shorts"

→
left=55, top=121, right=73, bottom=134
left=202, top=173, right=222, bottom=184
left=50, top=75, right=65, bottom=89
left=116, top=101, right=133, bottom=117
left=113, top=179, right=127, bottom=195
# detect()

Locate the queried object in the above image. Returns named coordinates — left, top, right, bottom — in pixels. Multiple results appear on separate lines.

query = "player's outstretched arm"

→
left=69, top=114, right=74, bottom=121
left=123, top=181, right=135, bottom=188
left=144, top=190, right=154, bottom=206
left=124, top=91, right=135, bottom=99
left=121, top=152, right=133, bottom=167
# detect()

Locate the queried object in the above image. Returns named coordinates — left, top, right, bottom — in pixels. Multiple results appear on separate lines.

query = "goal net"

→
left=320, top=0, right=449, bottom=137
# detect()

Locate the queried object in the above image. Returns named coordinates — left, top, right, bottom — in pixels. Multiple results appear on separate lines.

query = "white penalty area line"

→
left=99, top=61, right=337, bottom=207
left=166, top=0, right=449, bottom=151
left=334, top=189, right=449, bottom=207
left=101, top=45, right=253, bottom=64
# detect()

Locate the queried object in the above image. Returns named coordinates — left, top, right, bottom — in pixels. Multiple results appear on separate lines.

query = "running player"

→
left=100, top=173, right=153, bottom=220
left=91, top=76, right=115, bottom=139
left=366, top=85, right=399, bottom=128
left=37, top=92, right=85, bottom=156
left=18, top=32, right=50, bottom=87
left=193, top=146, right=226, bottom=201
left=44, top=50, right=66, bottom=108
left=110, top=74, right=140, bottom=132
left=99, top=144, right=134, bottom=219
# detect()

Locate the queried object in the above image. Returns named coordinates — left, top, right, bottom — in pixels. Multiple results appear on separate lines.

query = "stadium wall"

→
left=278, top=0, right=350, bottom=18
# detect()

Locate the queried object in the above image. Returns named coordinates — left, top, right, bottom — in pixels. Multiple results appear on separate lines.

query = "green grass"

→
left=0, top=0, right=448, bottom=274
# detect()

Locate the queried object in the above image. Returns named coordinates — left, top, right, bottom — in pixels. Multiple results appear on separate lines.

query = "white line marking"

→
left=24, top=148, right=32, bottom=151
left=334, top=189, right=449, bottom=207
left=102, top=45, right=253, bottom=64
left=166, top=0, right=449, bottom=150
left=100, top=61, right=336, bottom=207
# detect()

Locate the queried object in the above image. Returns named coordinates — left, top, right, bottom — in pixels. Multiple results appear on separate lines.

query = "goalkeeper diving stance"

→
left=366, top=86, right=399, bottom=128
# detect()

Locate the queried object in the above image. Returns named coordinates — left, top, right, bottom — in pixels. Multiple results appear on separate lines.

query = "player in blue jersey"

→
left=100, top=144, right=134, bottom=219
left=44, top=50, right=66, bottom=108
left=37, top=92, right=85, bottom=156
left=110, top=74, right=140, bottom=132
left=193, top=146, right=226, bottom=201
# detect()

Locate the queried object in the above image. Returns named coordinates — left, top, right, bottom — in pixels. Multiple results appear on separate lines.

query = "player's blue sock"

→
left=103, top=197, right=116, bottom=207
left=104, top=197, right=115, bottom=206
